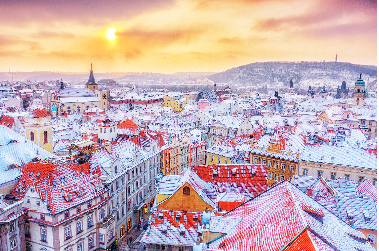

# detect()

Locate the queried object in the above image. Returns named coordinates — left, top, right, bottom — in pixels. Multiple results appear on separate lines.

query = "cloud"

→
left=0, top=0, right=175, bottom=26
left=29, top=31, right=76, bottom=39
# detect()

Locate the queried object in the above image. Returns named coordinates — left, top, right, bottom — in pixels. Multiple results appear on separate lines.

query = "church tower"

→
left=24, top=109, right=53, bottom=153
left=352, top=74, right=367, bottom=108
left=85, top=63, right=98, bottom=92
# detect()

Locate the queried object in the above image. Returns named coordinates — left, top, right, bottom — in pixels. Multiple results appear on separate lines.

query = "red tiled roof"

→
left=10, top=161, right=104, bottom=214
left=32, top=108, right=51, bottom=118
left=117, top=119, right=139, bottom=129
left=151, top=210, right=202, bottom=230
left=192, top=164, right=268, bottom=198
left=0, top=115, right=14, bottom=128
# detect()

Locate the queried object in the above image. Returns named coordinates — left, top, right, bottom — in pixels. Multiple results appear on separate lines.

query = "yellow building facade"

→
left=24, top=111, right=53, bottom=153
left=207, top=153, right=231, bottom=165
left=162, top=97, right=188, bottom=112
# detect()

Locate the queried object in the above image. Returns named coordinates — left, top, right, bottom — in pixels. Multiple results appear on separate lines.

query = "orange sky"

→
left=0, top=0, right=376, bottom=73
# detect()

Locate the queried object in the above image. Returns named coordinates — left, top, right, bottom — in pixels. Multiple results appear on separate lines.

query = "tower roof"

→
left=355, top=73, right=365, bottom=85
left=87, top=63, right=97, bottom=85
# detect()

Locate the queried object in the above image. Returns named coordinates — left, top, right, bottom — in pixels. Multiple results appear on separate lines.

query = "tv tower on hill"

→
left=335, top=54, right=337, bottom=62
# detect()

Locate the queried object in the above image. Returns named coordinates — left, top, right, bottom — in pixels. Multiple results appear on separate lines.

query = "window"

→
left=64, top=226, right=72, bottom=240
left=193, top=215, right=198, bottom=222
left=218, top=157, right=221, bottom=164
left=43, top=131, right=48, bottom=144
left=36, top=201, right=40, bottom=206
left=224, top=159, right=228, bottom=164
left=10, top=239, right=17, bottom=249
left=88, top=202, right=92, bottom=208
left=88, top=236, right=94, bottom=249
left=64, top=211, right=70, bottom=218
left=303, top=169, right=308, bottom=176
left=268, top=161, right=272, bottom=167
left=253, top=158, right=257, bottom=164
left=344, top=174, right=350, bottom=181
left=10, top=221, right=15, bottom=232
left=40, top=228, right=47, bottom=242
left=275, top=162, right=279, bottom=169
left=281, top=164, right=285, bottom=170
left=104, top=128, right=106, bottom=133
left=262, top=159, right=266, bottom=165
left=40, top=214, right=45, bottom=220
left=280, top=175, right=285, bottom=182
left=30, top=131, right=35, bottom=142
left=100, top=128, right=102, bottom=133
left=274, top=173, right=278, bottom=181
left=290, top=166, right=294, bottom=172
left=115, top=166, right=118, bottom=174
left=99, top=234, right=105, bottom=244
left=76, top=220, right=83, bottom=234
left=183, top=186, right=190, bottom=195
left=99, top=208, right=105, bottom=222
left=77, top=242, right=84, bottom=251
left=175, top=214, right=181, bottom=221
left=211, top=155, right=214, bottom=162
left=331, top=172, right=336, bottom=180
left=268, top=172, right=272, bottom=180
left=76, top=206, right=81, bottom=214
left=373, top=178, right=377, bottom=186
left=88, top=214, right=93, bottom=228
left=317, top=170, right=323, bottom=178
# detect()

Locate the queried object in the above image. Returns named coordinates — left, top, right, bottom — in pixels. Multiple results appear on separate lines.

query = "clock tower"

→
left=95, top=89, right=110, bottom=110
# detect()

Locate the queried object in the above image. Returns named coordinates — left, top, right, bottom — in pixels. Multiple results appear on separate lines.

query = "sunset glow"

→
left=0, top=0, right=376, bottom=73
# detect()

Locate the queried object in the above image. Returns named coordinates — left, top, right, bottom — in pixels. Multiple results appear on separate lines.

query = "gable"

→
left=157, top=182, right=214, bottom=212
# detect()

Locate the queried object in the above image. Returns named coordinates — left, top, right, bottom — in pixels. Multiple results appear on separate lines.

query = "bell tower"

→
left=24, top=109, right=53, bottom=153
left=352, top=74, right=366, bottom=108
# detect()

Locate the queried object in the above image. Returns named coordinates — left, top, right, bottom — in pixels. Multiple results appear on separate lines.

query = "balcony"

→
left=96, top=215, right=115, bottom=229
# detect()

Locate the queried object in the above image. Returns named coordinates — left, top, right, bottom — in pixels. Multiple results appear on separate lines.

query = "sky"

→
left=0, top=0, right=376, bottom=73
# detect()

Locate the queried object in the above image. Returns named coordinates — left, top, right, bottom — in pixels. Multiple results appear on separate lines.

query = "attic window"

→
left=36, top=172, right=41, bottom=177
left=183, top=187, right=190, bottom=195
left=180, top=230, right=185, bottom=236
left=158, top=213, right=163, bottom=221
left=64, top=196, right=72, bottom=202
left=52, top=181, right=57, bottom=186
left=363, top=211, right=371, bottom=222
left=175, top=214, right=181, bottom=221
left=30, top=171, right=34, bottom=176
left=193, top=215, right=198, bottom=222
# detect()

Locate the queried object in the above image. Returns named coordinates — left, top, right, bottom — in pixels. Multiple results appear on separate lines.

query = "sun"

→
left=106, top=28, right=116, bottom=41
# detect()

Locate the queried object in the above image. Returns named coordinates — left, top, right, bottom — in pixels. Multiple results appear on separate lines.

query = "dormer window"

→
left=175, top=214, right=181, bottom=221
left=158, top=213, right=164, bottom=221
left=36, top=172, right=41, bottom=177
left=30, top=171, right=34, bottom=177
left=193, top=215, right=198, bottom=222
left=363, top=211, right=371, bottom=222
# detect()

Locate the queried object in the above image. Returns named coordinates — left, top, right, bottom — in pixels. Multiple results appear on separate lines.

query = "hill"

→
left=208, top=61, right=377, bottom=88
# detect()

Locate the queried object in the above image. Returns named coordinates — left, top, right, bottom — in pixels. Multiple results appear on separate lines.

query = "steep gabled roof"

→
left=207, top=181, right=373, bottom=251
left=10, top=161, right=105, bottom=214
left=0, top=115, right=14, bottom=128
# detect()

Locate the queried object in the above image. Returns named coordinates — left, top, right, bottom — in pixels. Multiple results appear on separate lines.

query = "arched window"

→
left=30, top=131, right=35, bottom=142
left=183, top=186, right=190, bottom=195
left=43, top=131, right=48, bottom=144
